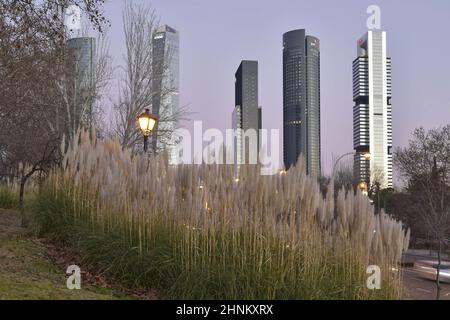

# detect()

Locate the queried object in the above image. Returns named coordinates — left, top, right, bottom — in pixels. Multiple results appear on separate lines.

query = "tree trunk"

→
left=428, top=234, right=431, bottom=255
left=19, top=175, right=28, bottom=227
left=436, top=240, right=442, bottom=300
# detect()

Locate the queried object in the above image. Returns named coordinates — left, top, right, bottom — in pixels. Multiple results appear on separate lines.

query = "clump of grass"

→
left=0, top=184, right=19, bottom=209
left=35, top=130, right=409, bottom=299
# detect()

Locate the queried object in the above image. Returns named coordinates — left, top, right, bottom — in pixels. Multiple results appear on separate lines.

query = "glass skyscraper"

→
left=353, top=30, right=393, bottom=189
left=67, top=37, right=96, bottom=129
left=282, top=29, right=321, bottom=176
left=152, top=25, right=180, bottom=164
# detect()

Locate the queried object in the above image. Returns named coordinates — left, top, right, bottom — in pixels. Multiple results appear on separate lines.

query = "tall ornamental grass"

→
left=0, top=183, right=19, bottom=209
left=36, top=130, right=410, bottom=299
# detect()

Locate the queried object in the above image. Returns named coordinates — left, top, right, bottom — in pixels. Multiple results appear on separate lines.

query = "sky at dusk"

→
left=97, top=0, right=450, bottom=181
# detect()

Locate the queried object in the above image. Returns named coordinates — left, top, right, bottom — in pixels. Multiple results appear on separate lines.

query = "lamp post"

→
left=331, top=151, right=370, bottom=196
left=331, top=151, right=371, bottom=194
left=331, top=151, right=370, bottom=179
left=137, top=108, right=158, bottom=153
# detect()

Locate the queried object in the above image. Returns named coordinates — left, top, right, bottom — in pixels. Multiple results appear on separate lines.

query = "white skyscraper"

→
left=353, top=30, right=393, bottom=189
left=152, top=25, right=180, bottom=164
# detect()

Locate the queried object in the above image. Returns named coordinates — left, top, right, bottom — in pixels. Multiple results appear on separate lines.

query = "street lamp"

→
left=331, top=151, right=371, bottom=179
left=137, top=108, right=158, bottom=152
left=358, top=181, right=368, bottom=191
left=357, top=181, right=369, bottom=196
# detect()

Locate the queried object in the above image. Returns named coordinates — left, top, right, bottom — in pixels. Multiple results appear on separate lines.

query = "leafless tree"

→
left=395, top=125, right=450, bottom=300
left=1, top=0, right=109, bottom=39
left=113, top=0, right=188, bottom=156
left=0, top=21, right=64, bottom=224
left=368, top=166, right=389, bottom=210
left=0, top=0, right=108, bottom=225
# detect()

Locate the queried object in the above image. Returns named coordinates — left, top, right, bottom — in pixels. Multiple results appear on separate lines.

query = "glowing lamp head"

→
left=363, top=153, right=371, bottom=160
left=137, top=108, right=158, bottom=136
left=358, top=181, right=368, bottom=191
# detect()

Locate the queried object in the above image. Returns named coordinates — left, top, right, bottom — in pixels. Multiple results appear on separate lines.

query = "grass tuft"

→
left=0, top=184, right=19, bottom=209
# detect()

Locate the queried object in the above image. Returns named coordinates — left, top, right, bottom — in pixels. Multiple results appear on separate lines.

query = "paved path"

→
left=403, top=268, right=450, bottom=300
left=402, top=252, right=450, bottom=300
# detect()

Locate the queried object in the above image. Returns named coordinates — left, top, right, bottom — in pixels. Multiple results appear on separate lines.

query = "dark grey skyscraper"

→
left=232, top=60, right=261, bottom=174
left=283, top=29, right=321, bottom=176
left=235, top=60, right=260, bottom=141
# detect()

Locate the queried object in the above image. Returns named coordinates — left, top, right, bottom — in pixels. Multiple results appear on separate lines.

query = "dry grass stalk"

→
left=43, top=129, right=409, bottom=299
